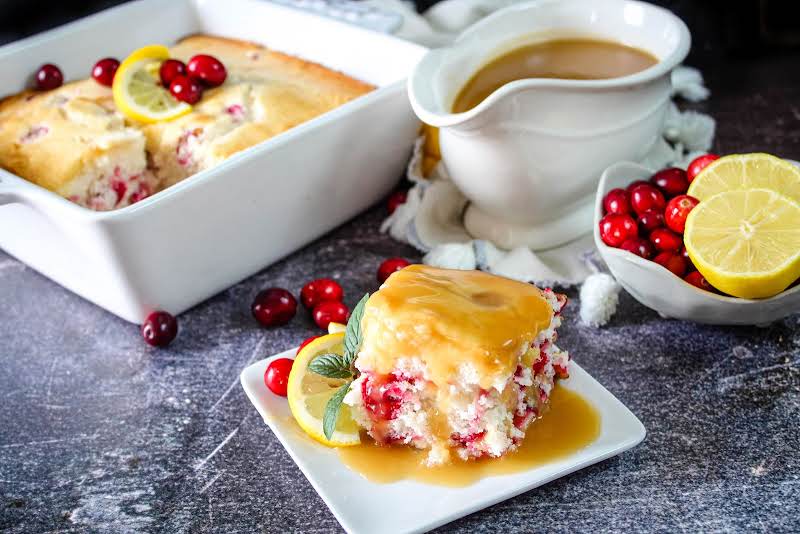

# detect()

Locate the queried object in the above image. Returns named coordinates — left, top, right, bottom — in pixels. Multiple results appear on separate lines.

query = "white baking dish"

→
left=0, top=0, right=426, bottom=323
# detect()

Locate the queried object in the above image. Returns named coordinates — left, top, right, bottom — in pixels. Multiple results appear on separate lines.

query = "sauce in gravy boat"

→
left=408, top=0, right=690, bottom=249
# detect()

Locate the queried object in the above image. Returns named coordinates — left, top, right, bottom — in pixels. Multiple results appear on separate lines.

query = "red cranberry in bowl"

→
left=620, top=237, right=655, bottom=259
left=650, top=167, right=688, bottom=197
left=649, top=227, right=683, bottom=253
left=91, top=58, right=119, bottom=87
left=264, top=357, right=294, bottom=396
left=684, top=271, right=714, bottom=292
left=252, top=288, right=297, bottom=327
left=141, top=311, right=178, bottom=347
left=187, top=54, right=227, bottom=87
left=35, top=64, right=63, bottom=90
left=654, top=251, right=688, bottom=277
left=638, top=208, right=665, bottom=232
left=625, top=180, right=651, bottom=192
left=312, top=300, right=349, bottom=330
left=169, top=75, right=202, bottom=104
left=159, top=59, right=187, bottom=87
left=664, top=195, right=699, bottom=234
left=629, top=183, right=666, bottom=215
left=300, top=278, right=344, bottom=310
left=377, top=257, right=411, bottom=284
left=387, top=190, right=408, bottom=215
left=598, top=213, right=638, bottom=248
left=686, top=153, right=720, bottom=183
left=602, top=188, right=631, bottom=215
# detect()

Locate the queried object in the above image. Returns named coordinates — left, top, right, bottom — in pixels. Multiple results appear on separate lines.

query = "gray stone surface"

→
left=3, top=2, right=800, bottom=531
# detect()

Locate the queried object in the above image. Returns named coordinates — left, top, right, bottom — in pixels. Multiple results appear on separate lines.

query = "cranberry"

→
left=361, top=374, right=403, bottom=420
left=687, top=153, right=720, bottom=183
left=296, top=335, right=321, bottom=355
left=649, top=227, right=683, bottom=253
left=626, top=180, right=651, bottom=192
left=654, top=252, right=688, bottom=277
left=313, top=300, right=349, bottom=330
left=387, top=190, right=408, bottom=215
left=680, top=247, right=696, bottom=271
left=264, top=358, right=294, bottom=396
left=620, top=237, right=655, bottom=259
left=629, top=183, right=666, bottom=215
left=169, top=75, right=202, bottom=104
left=553, top=363, right=569, bottom=379
left=532, top=353, right=549, bottom=375
left=300, top=278, right=344, bottom=310
left=513, top=408, right=536, bottom=430
left=186, top=54, right=227, bottom=87
left=638, top=208, right=665, bottom=232
left=598, top=213, right=638, bottom=248
left=35, top=64, right=63, bottom=90
left=91, top=58, right=119, bottom=87
left=664, top=195, right=699, bottom=234
left=141, top=311, right=178, bottom=347
left=252, top=288, right=297, bottom=327
left=684, top=271, right=714, bottom=292
left=650, top=168, right=689, bottom=197
left=603, top=188, right=631, bottom=215
left=377, top=257, right=411, bottom=284
left=159, top=59, right=187, bottom=87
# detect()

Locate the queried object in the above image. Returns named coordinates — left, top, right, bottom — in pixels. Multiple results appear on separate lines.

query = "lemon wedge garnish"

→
left=687, top=153, right=800, bottom=203
left=684, top=188, right=800, bottom=298
left=286, top=333, right=361, bottom=447
left=112, top=45, right=191, bottom=123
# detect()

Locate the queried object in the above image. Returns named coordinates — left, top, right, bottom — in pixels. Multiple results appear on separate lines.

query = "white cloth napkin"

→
left=371, top=0, right=715, bottom=293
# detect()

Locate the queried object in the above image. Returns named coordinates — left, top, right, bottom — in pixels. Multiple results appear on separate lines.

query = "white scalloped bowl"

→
left=594, top=161, right=800, bottom=325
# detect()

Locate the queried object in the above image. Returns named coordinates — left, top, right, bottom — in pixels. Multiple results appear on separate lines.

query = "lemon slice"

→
left=687, top=153, right=800, bottom=203
left=112, top=45, right=192, bottom=123
left=684, top=188, right=800, bottom=298
left=287, top=333, right=361, bottom=447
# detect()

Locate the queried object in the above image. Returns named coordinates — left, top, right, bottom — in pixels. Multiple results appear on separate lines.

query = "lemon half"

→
left=684, top=188, right=800, bottom=298
left=688, top=153, right=800, bottom=203
left=286, top=333, right=360, bottom=447
left=112, top=45, right=192, bottom=123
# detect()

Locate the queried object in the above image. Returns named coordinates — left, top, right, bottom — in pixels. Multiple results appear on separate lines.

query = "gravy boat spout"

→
left=407, top=0, right=690, bottom=250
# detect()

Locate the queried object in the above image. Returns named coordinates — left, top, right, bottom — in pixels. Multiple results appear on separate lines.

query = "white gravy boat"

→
left=408, top=0, right=690, bottom=249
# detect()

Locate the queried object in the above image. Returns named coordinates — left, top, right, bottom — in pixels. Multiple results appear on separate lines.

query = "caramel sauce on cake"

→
left=357, top=265, right=553, bottom=391
left=338, top=386, right=600, bottom=486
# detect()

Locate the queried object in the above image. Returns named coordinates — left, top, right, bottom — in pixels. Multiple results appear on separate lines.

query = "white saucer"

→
left=241, top=349, right=646, bottom=534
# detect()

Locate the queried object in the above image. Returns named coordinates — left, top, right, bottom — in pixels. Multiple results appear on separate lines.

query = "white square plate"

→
left=241, top=350, right=646, bottom=534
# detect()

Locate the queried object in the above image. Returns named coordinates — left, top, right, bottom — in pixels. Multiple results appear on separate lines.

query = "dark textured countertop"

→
left=2, top=2, right=800, bottom=533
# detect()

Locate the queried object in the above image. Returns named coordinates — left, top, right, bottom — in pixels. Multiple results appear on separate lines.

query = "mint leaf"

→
left=323, top=382, right=352, bottom=440
left=343, top=293, right=369, bottom=367
left=308, top=353, right=352, bottom=379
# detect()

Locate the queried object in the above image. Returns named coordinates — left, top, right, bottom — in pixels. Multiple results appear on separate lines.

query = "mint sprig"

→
left=307, top=293, right=369, bottom=440
left=323, top=384, right=351, bottom=441
left=308, top=353, right=352, bottom=379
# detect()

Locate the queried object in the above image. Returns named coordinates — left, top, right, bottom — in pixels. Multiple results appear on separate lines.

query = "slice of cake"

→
left=344, top=265, right=570, bottom=466
left=0, top=80, right=155, bottom=210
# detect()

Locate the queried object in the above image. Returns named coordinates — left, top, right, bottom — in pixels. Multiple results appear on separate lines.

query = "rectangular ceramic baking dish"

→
left=0, top=0, right=426, bottom=323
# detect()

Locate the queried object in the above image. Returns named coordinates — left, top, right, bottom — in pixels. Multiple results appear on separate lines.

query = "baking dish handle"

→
left=0, top=174, right=50, bottom=209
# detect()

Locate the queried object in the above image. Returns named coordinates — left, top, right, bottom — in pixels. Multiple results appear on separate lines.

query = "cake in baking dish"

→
left=0, top=35, right=374, bottom=210
left=343, top=265, right=571, bottom=466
